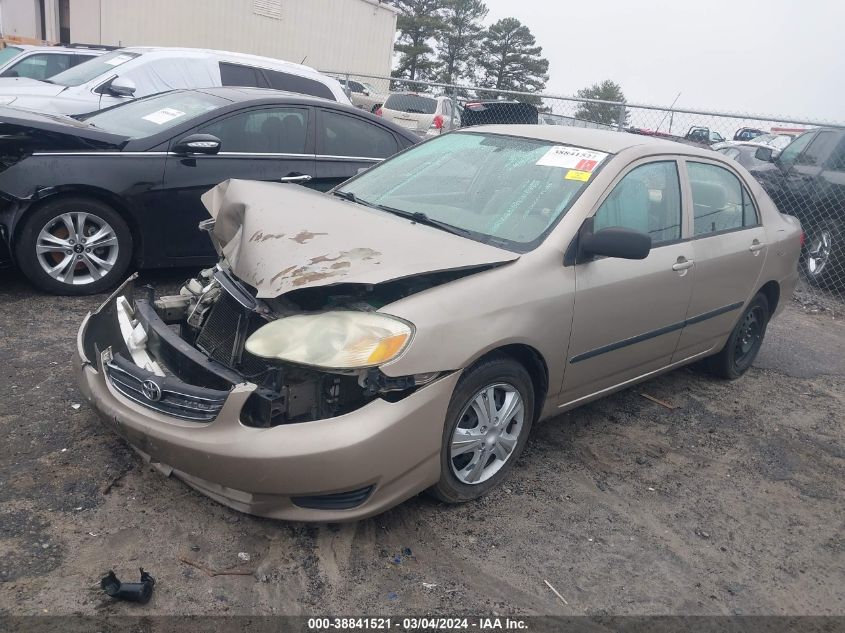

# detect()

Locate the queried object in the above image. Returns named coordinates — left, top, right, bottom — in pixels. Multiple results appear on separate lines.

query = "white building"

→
left=0, top=0, right=397, bottom=76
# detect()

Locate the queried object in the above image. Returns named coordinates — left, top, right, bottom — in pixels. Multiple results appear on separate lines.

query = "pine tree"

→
left=478, top=18, right=549, bottom=104
left=574, top=80, right=629, bottom=127
left=435, top=0, right=488, bottom=85
left=391, top=0, right=446, bottom=81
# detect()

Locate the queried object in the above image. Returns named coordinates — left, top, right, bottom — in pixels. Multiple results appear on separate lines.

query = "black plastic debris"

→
left=100, top=568, right=155, bottom=604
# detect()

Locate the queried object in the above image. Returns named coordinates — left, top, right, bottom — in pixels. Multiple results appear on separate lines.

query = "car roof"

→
left=463, top=124, right=723, bottom=157
left=4, top=44, right=107, bottom=54
left=119, top=46, right=322, bottom=74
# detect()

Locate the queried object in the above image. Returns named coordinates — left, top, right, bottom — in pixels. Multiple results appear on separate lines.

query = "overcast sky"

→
left=482, top=0, right=844, bottom=122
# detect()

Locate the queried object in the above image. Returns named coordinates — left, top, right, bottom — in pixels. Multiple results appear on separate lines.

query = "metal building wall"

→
left=69, top=0, right=397, bottom=76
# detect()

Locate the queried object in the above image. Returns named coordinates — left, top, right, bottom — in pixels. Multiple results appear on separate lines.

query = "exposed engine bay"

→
left=130, top=265, right=459, bottom=427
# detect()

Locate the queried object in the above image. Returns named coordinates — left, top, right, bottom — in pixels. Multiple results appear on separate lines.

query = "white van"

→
left=0, top=47, right=350, bottom=115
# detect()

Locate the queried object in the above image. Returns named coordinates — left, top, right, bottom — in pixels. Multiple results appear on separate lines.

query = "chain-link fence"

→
left=326, top=70, right=845, bottom=312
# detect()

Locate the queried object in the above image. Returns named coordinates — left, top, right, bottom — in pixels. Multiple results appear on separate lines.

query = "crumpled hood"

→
left=201, top=179, right=519, bottom=298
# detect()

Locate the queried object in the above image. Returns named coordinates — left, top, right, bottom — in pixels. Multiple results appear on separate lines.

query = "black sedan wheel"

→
left=707, top=293, right=770, bottom=380
left=15, top=197, right=133, bottom=295
left=804, top=220, right=843, bottom=289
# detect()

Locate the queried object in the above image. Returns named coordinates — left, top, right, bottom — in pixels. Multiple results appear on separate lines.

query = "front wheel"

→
left=14, top=197, right=133, bottom=295
left=429, top=356, right=534, bottom=503
left=706, top=293, right=770, bottom=380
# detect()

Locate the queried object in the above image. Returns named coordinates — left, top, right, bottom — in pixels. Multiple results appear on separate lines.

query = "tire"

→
left=706, top=293, right=770, bottom=380
left=14, top=197, right=133, bottom=296
left=371, top=103, right=382, bottom=114
left=803, top=219, right=843, bottom=289
left=428, top=356, right=534, bottom=504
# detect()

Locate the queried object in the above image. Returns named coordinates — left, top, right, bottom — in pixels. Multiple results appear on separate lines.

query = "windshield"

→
left=0, top=46, right=23, bottom=66
left=753, top=134, right=793, bottom=150
left=82, top=90, right=226, bottom=138
left=337, top=132, right=609, bottom=251
left=384, top=94, right=437, bottom=115
left=49, top=50, right=140, bottom=86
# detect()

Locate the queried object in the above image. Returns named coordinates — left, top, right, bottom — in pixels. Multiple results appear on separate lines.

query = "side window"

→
left=219, top=62, right=267, bottom=88
left=263, top=69, right=335, bottom=101
left=688, top=162, right=757, bottom=236
left=319, top=110, right=398, bottom=158
left=796, top=131, right=835, bottom=167
left=3, top=53, right=72, bottom=79
left=348, top=80, right=364, bottom=93
left=200, top=107, right=309, bottom=153
left=828, top=138, right=845, bottom=171
left=594, top=161, right=682, bottom=245
left=778, top=132, right=814, bottom=167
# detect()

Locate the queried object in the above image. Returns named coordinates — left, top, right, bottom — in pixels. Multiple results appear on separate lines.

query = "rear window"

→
left=263, top=68, right=335, bottom=101
left=384, top=94, right=437, bottom=115
left=219, top=62, right=267, bottom=88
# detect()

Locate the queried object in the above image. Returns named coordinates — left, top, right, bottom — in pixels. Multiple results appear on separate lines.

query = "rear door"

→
left=673, top=159, right=767, bottom=360
left=562, top=158, right=694, bottom=404
left=159, top=105, right=316, bottom=259
left=312, top=108, right=403, bottom=191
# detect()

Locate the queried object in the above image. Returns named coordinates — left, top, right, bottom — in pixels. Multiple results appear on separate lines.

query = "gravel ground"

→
left=0, top=267, right=843, bottom=617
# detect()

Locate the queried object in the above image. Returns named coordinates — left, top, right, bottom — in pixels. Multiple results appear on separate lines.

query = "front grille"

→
left=195, top=291, right=245, bottom=367
left=292, top=486, right=374, bottom=510
left=105, top=356, right=229, bottom=422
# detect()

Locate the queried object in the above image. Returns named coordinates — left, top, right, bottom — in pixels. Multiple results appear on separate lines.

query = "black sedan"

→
left=0, top=87, right=419, bottom=294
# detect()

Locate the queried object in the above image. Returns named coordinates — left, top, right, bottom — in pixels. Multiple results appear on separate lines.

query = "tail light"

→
left=800, top=231, right=806, bottom=246
left=431, top=114, right=444, bottom=130
left=375, top=107, right=383, bottom=117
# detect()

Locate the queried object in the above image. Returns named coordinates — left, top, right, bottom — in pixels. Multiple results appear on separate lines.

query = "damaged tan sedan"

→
left=75, top=126, right=801, bottom=521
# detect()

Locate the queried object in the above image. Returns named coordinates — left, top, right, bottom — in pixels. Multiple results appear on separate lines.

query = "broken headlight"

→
left=245, top=311, right=413, bottom=370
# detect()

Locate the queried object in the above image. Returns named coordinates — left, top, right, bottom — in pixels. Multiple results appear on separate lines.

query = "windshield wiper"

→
left=373, top=205, right=471, bottom=237
left=331, top=190, right=360, bottom=204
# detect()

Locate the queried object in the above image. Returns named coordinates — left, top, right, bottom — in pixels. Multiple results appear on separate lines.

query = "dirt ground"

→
left=0, top=267, right=843, bottom=618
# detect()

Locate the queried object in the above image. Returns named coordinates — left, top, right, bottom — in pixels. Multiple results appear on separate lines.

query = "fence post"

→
left=616, top=103, right=626, bottom=131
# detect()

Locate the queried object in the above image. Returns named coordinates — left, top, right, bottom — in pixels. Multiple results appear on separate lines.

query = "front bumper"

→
left=75, top=281, right=458, bottom=521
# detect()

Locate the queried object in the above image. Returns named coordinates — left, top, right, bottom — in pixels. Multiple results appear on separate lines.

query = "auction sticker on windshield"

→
left=142, top=108, right=187, bottom=125
left=536, top=146, right=608, bottom=171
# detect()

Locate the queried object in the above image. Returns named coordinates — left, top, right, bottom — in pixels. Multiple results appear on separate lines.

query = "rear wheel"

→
left=429, top=356, right=534, bottom=503
left=15, top=197, right=133, bottom=295
left=804, top=219, right=843, bottom=289
left=706, top=293, right=770, bottom=380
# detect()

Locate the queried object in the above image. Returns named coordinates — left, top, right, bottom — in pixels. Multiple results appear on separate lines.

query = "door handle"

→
left=749, top=239, right=766, bottom=253
left=672, top=257, right=694, bottom=272
left=280, top=174, right=312, bottom=183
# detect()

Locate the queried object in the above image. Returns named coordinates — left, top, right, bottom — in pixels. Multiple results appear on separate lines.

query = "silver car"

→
left=76, top=126, right=801, bottom=521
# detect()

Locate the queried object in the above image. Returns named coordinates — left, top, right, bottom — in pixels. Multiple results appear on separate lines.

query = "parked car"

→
left=0, top=44, right=109, bottom=80
left=338, top=78, right=387, bottom=113
left=685, top=126, right=725, bottom=145
left=734, top=127, right=765, bottom=141
left=0, top=87, right=418, bottom=294
left=0, top=47, right=351, bottom=115
left=712, top=133, right=794, bottom=156
left=750, top=128, right=845, bottom=287
left=376, top=93, right=456, bottom=137
left=460, top=100, right=538, bottom=126
left=716, top=144, right=767, bottom=170
left=76, top=126, right=800, bottom=521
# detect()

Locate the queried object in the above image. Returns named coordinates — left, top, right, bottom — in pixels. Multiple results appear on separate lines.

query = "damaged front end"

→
left=79, top=265, right=444, bottom=429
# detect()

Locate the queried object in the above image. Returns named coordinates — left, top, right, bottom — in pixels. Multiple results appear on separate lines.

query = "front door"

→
left=561, top=159, right=694, bottom=405
left=160, top=105, right=316, bottom=259
left=673, top=160, right=768, bottom=360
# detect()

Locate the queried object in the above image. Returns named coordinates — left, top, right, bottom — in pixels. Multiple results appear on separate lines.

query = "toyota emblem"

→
left=141, top=380, right=162, bottom=402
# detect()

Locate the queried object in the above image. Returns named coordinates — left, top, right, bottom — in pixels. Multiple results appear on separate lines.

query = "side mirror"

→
left=574, top=218, right=651, bottom=263
left=109, top=76, right=136, bottom=97
left=173, top=134, right=221, bottom=156
left=755, top=146, right=774, bottom=162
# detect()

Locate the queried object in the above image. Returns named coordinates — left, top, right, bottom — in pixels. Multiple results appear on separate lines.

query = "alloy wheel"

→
left=449, top=383, right=525, bottom=485
left=806, top=230, right=831, bottom=276
left=35, top=212, right=119, bottom=286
